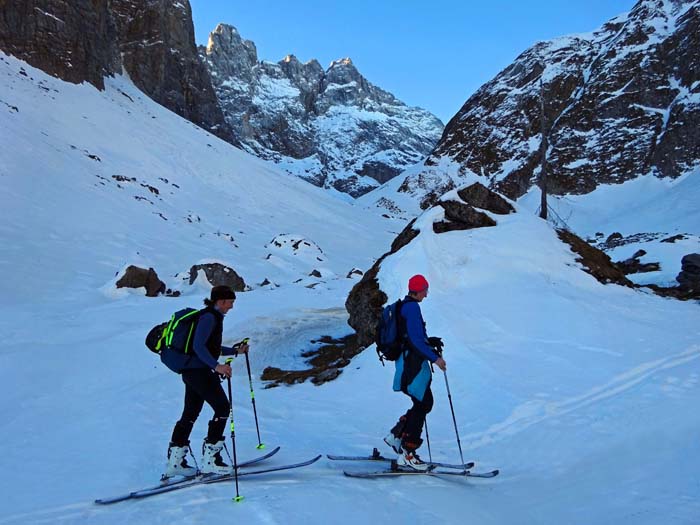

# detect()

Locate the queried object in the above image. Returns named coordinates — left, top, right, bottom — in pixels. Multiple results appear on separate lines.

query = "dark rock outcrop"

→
left=188, top=263, right=245, bottom=291
left=201, top=23, right=443, bottom=196
left=557, top=230, right=634, bottom=287
left=346, top=219, right=420, bottom=347
left=116, top=265, right=165, bottom=296
left=676, top=253, right=700, bottom=291
left=261, top=334, right=361, bottom=387
left=0, top=0, right=120, bottom=89
left=433, top=183, right=512, bottom=233
left=616, top=249, right=662, bottom=274
left=457, top=182, right=515, bottom=214
left=433, top=200, right=497, bottom=233
left=111, top=0, right=231, bottom=142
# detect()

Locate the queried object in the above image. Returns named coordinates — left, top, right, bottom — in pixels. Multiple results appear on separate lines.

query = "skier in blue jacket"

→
left=165, top=286, right=249, bottom=479
left=384, top=274, right=446, bottom=471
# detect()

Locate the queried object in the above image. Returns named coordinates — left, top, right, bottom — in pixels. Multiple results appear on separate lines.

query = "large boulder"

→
left=188, top=263, right=245, bottom=291
left=457, top=182, right=515, bottom=215
left=433, top=200, right=497, bottom=233
left=116, top=265, right=165, bottom=297
left=676, top=253, right=700, bottom=292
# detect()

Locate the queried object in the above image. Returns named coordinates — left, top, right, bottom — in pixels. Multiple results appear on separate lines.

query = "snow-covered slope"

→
left=1, top=50, right=699, bottom=525
left=0, top=51, right=401, bottom=306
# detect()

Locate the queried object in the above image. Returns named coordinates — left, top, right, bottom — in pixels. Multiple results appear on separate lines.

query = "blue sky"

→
left=189, top=0, right=635, bottom=123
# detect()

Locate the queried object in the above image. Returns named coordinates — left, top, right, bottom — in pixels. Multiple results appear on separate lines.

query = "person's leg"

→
left=193, top=372, right=230, bottom=443
left=171, top=371, right=206, bottom=446
left=401, top=386, right=434, bottom=451
left=166, top=372, right=207, bottom=477
left=190, top=371, right=232, bottom=473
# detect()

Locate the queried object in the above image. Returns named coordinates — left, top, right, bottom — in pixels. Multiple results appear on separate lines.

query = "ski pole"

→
left=424, top=418, right=433, bottom=464
left=225, top=358, right=243, bottom=502
left=443, top=369, right=466, bottom=468
left=242, top=347, right=265, bottom=449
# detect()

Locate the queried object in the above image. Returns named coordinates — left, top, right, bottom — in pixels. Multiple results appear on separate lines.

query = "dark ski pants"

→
left=171, top=368, right=230, bottom=447
left=391, top=386, right=434, bottom=451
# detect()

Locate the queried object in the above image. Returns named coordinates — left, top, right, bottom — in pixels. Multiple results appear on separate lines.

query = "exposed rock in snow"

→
left=188, top=262, right=246, bottom=291
left=115, top=265, right=166, bottom=297
left=676, top=253, right=700, bottom=292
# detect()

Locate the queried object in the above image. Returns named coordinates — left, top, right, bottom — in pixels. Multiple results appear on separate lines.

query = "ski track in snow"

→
left=464, top=345, right=700, bottom=449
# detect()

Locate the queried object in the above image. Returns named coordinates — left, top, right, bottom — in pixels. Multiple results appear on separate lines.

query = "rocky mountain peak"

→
left=202, top=23, right=443, bottom=196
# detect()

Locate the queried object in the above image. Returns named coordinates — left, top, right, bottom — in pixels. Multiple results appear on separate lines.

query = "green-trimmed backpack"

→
left=145, top=308, right=202, bottom=372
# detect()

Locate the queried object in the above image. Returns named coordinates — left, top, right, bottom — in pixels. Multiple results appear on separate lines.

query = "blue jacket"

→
left=392, top=296, right=438, bottom=401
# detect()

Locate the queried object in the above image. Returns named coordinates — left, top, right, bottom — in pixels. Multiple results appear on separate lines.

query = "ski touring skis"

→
left=326, top=448, right=475, bottom=470
left=344, top=467, right=499, bottom=479
left=99, top=454, right=322, bottom=503
left=95, top=446, right=282, bottom=505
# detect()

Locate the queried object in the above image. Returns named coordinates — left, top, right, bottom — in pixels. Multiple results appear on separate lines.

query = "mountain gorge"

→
left=201, top=23, right=444, bottom=196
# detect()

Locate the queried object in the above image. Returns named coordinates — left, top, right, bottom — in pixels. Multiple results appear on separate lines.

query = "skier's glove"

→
left=428, top=336, right=444, bottom=350
left=233, top=337, right=250, bottom=350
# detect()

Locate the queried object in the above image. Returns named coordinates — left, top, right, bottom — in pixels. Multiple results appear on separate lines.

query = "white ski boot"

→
left=396, top=449, right=430, bottom=472
left=201, top=440, right=232, bottom=475
left=165, top=443, right=197, bottom=478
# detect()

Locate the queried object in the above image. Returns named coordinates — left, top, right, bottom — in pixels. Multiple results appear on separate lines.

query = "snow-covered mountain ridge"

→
left=201, top=23, right=444, bottom=197
left=428, top=0, right=699, bottom=200
left=367, top=0, right=699, bottom=208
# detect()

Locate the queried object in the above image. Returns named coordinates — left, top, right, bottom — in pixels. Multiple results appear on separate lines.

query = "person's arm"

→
left=191, top=312, right=219, bottom=370
left=402, top=303, right=440, bottom=362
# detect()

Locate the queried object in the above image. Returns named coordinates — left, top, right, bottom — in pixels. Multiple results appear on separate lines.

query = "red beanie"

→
left=408, top=274, right=429, bottom=292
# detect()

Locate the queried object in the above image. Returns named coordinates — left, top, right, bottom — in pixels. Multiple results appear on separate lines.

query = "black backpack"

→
left=375, top=300, right=405, bottom=364
left=145, top=308, right=202, bottom=373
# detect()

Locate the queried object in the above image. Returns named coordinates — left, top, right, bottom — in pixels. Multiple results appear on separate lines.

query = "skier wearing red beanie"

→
left=383, top=274, right=446, bottom=471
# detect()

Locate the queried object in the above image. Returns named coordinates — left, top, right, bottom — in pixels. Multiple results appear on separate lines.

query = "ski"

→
left=95, top=453, right=321, bottom=504
left=344, top=467, right=499, bottom=479
left=326, top=448, right=475, bottom=470
left=94, top=445, right=281, bottom=505
left=200, top=455, right=322, bottom=486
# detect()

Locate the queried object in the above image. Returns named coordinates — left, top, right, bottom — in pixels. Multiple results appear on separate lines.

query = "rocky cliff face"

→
left=396, top=0, right=700, bottom=206
left=111, top=0, right=232, bottom=142
left=0, top=0, right=120, bottom=89
left=202, top=24, right=444, bottom=196
left=0, top=0, right=230, bottom=142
